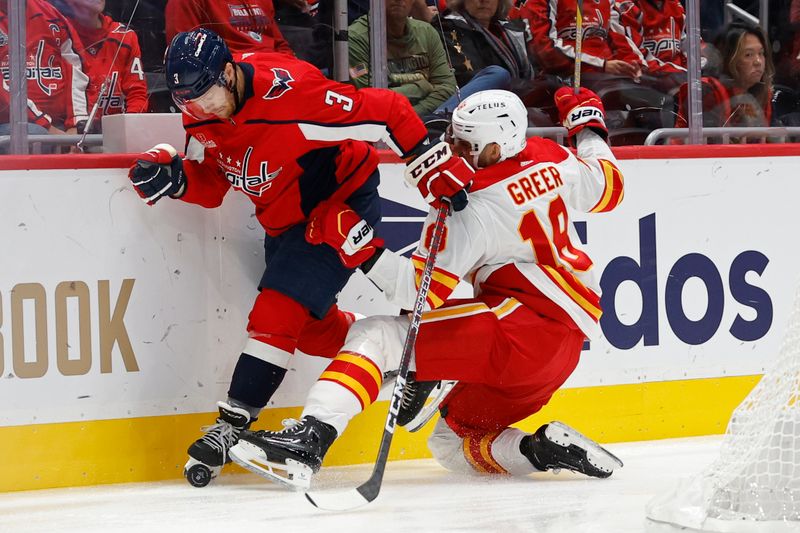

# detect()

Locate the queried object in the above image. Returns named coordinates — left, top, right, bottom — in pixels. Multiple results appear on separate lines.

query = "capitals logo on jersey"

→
left=263, top=67, right=294, bottom=100
left=221, top=146, right=282, bottom=196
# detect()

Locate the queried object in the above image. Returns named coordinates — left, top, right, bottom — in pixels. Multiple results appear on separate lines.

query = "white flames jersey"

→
left=367, top=130, right=624, bottom=340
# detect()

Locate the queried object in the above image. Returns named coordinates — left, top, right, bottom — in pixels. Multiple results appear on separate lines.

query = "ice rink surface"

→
left=0, top=436, right=723, bottom=533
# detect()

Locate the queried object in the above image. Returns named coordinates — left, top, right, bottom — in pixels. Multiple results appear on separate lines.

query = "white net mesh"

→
left=646, top=285, right=800, bottom=532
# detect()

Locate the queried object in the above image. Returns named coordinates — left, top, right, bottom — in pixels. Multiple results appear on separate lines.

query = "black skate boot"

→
left=397, top=372, right=440, bottom=427
left=229, top=416, right=337, bottom=490
left=184, top=401, right=253, bottom=488
left=397, top=373, right=457, bottom=431
left=520, top=421, right=623, bottom=479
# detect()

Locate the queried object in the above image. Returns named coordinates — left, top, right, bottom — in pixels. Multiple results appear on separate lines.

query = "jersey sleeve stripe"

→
left=422, top=302, right=491, bottom=323
left=590, top=159, right=624, bottom=213
left=492, top=297, right=523, bottom=319
left=540, top=265, right=602, bottom=320
left=411, top=256, right=460, bottom=309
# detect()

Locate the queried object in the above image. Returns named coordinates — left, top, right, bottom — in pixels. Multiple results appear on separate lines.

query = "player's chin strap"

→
left=228, top=63, right=242, bottom=114
left=76, top=0, right=142, bottom=153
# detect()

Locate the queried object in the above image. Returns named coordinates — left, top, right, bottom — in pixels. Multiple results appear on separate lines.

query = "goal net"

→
left=646, top=287, right=800, bottom=532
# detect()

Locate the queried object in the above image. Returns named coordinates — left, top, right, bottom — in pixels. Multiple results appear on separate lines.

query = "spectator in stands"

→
left=787, top=0, right=800, bottom=84
left=0, top=0, right=89, bottom=141
left=165, top=0, right=293, bottom=55
left=675, top=22, right=775, bottom=137
left=616, top=0, right=687, bottom=92
left=53, top=0, right=147, bottom=131
left=431, top=0, right=534, bottom=113
left=348, top=0, right=458, bottom=116
left=515, top=0, right=645, bottom=85
left=410, top=0, right=437, bottom=22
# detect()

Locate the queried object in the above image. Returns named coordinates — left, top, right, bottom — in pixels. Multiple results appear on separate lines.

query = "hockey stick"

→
left=305, top=199, right=451, bottom=511
left=574, top=0, right=584, bottom=94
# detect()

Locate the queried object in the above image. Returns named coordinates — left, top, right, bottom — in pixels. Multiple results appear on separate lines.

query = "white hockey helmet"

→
left=450, top=89, right=528, bottom=166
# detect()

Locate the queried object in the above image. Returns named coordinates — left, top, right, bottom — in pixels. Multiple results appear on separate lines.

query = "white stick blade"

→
left=305, top=489, right=371, bottom=511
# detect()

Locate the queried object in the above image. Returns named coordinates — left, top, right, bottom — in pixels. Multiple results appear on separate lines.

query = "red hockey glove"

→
left=128, top=143, right=186, bottom=205
left=305, top=200, right=384, bottom=269
left=405, top=141, right=473, bottom=212
left=554, top=87, right=608, bottom=141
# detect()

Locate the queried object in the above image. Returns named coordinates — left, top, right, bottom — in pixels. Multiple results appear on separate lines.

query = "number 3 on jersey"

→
left=325, top=90, right=353, bottom=112
left=519, top=196, right=592, bottom=271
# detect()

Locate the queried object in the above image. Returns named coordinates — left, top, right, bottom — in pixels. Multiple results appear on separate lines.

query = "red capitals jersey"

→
left=0, top=0, right=89, bottom=129
left=616, top=0, right=686, bottom=74
left=367, top=133, right=625, bottom=340
left=516, top=0, right=644, bottom=75
left=72, top=14, right=148, bottom=118
left=165, top=0, right=293, bottom=55
left=179, top=52, right=427, bottom=236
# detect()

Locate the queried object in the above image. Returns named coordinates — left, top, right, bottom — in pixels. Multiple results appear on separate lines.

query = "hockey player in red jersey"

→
left=126, top=28, right=471, bottom=487
left=165, top=0, right=293, bottom=55
left=0, top=0, right=89, bottom=134
left=57, top=0, right=148, bottom=126
left=229, top=88, right=624, bottom=487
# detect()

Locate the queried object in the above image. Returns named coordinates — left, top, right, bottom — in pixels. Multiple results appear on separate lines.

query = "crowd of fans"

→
left=1, top=0, right=799, bottom=148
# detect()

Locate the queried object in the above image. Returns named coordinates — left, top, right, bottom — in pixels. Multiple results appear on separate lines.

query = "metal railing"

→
left=0, top=134, right=104, bottom=153
left=644, top=127, right=800, bottom=145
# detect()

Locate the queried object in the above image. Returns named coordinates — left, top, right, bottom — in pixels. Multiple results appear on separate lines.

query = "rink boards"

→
left=0, top=145, right=797, bottom=491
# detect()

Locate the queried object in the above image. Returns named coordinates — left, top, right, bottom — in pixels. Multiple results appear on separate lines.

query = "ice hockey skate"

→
left=520, top=421, right=623, bottom=478
left=397, top=373, right=457, bottom=432
left=184, top=401, right=253, bottom=487
left=229, top=416, right=337, bottom=490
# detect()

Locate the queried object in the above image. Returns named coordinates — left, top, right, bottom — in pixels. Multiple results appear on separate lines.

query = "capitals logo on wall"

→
left=263, top=68, right=294, bottom=100
left=221, top=146, right=281, bottom=196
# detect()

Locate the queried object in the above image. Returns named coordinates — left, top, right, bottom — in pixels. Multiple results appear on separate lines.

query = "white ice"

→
left=0, top=436, right=722, bottom=533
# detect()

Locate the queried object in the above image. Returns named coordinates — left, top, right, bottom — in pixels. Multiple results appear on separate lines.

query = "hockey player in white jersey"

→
left=229, top=87, right=625, bottom=487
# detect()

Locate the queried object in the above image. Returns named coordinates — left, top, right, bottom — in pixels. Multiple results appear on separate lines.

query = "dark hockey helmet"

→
left=165, top=28, right=233, bottom=107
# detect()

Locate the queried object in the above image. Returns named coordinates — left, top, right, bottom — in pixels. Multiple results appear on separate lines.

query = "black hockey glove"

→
left=129, top=143, right=186, bottom=205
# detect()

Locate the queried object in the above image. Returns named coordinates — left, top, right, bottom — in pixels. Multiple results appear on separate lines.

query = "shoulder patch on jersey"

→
left=263, top=67, right=294, bottom=100
left=0, top=30, right=7, bottom=47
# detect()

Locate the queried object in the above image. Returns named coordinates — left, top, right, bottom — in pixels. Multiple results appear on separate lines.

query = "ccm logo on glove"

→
left=405, top=141, right=473, bottom=212
left=406, top=143, right=451, bottom=183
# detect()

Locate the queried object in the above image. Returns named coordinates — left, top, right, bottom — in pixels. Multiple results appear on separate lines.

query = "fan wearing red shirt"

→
left=58, top=0, right=147, bottom=128
left=165, top=0, right=293, bottom=55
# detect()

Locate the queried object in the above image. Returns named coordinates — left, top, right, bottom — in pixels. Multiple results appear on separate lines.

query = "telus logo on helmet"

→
left=475, top=102, right=507, bottom=110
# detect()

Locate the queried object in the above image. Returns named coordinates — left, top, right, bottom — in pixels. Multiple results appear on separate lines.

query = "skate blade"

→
left=405, top=380, right=457, bottom=433
left=229, top=441, right=313, bottom=490
left=546, top=421, right=624, bottom=474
